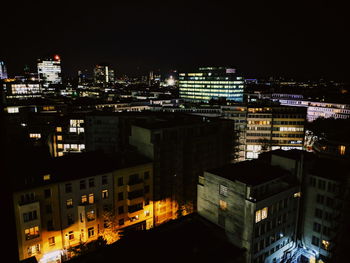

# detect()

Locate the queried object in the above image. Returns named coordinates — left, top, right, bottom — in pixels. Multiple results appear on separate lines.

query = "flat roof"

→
left=207, top=160, right=288, bottom=186
left=13, top=151, right=151, bottom=192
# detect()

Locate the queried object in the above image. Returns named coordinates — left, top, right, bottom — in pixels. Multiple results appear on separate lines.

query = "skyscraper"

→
left=37, top=55, right=62, bottom=87
left=179, top=67, right=244, bottom=102
left=93, top=64, right=115, bottom=86
left=0, top=61, right=8, bottom=79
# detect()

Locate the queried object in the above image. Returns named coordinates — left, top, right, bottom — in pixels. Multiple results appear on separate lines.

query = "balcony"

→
left=127, top=180, right=144, bottom=192
left=127, top=196, right=145, bottom=206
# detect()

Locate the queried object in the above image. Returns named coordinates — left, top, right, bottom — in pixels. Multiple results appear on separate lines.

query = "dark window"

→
left=119, top=219, right=124, bottom=225
left=118, top=177, right=123, bottom=186
left=89, top=178, right=95, bottom=187
left=118, top=192, right=124, bottom=201
left=46, top=204, right=52, bottom=214
left=312, top=236, right=319, bottom=246
left=44, top=189, right=51, bottom=198
left=65, top=183, right=72, bottom=193
left=316, top=194, right=324, bottom=204
left=326, top=197, right=334, bottom=208
left=318, top=179, right=326, bottom=190
left=145, top=199, right=150, bottom=206
left=144, top=185, right=150, bottom=194
left=67, top=214, right=74, bottom=225
left=102, top=176, right=108, bottom=185
left=144, top=171, right=150, bottom=180
left=315, top=208, right=323, bottom=219
left=129, top=174, right=141, bottom=185
left=47, top=220, right=54, bottom=231
left=69, top=231, right=74, bottom=240
left=313, top=222, right=321, bottom=233
left=118, top=206, right=124, bottom=214
left=80, top=180, right=86, bottom=190
left=128, top=203, right=143, bottom=213
left=23, top=211, right=37, bottom=222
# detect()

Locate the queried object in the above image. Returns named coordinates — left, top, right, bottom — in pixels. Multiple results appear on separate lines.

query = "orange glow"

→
left=54, top=55, right=60, bottom=61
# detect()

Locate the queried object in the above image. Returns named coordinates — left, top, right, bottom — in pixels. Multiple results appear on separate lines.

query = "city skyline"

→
left=1, top=2, right=349, bottom=81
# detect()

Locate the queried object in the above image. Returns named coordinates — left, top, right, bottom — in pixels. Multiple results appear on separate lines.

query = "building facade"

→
left=37, top=56, right=62, bottom=88
left=179, top=67, right=244, bottom=102
left=129, top=114, right=234, bottom=226
left=0, top=60, right=8, bottom=79
left=13, top=152, right=153, bottom=263
left=198, top=160, right=300, bottom=263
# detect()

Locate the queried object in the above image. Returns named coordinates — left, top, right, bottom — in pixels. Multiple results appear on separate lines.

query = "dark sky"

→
left=1, top=1, right=349, bottom=80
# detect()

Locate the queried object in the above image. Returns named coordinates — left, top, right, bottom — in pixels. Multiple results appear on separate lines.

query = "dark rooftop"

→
left=12, top=151, right=151, bottom=192
left=67, top=213, right=245, bottom=263
left=260, top=149, right=315, bottom=161
left=207, top=159, right=289, bottom=186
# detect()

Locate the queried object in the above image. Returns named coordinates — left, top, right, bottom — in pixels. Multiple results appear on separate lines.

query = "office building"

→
left=198, top=159, right=300, bottom=263
left=0, top=60, right=8, bottom=79
left=93, top=64, right=114, bottom=86
left=3, top=81, right=42, bottom=100
left=179, top=67, right=244, bottom=102
left=13, top=152, right=153, bottom=263
left=37, top=55, right=62, bottom=88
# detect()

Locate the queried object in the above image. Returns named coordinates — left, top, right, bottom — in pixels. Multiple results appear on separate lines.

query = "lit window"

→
left=24, top=226, right=39, bottom=240
left=66, top=199, right=73, bottom=208
left=102, top=190, right=108, bottom=199
left=29, top=133, right=41, bottom=139
left=57, top=135, right=62, bottom=141
left=43, top=174, right=50, bottom=181
left=339, top=145, right=346, bottom=155
left=57, top=144, right=63, bottom=149
left=219, top=200, right=227, bottom=210
left=255, top=210, right=262, bottom=223
left=56, top=127, right=62, bottom=132
left=255, top=207, right=268, bottom=223
left=58, top=152, right=63, bottom=157
left=261, top=207, right=268, bottom=220
left=81, top=195, right=87, bottom=204
left=88, top=193, right=94, bottom=204
left=322, top=240, right=330, bottom=250
left=219, top=185, right=228, bottom=196
left=294, top=192, right=301, bottom=198
left=27, top=244, right=40, bottom=256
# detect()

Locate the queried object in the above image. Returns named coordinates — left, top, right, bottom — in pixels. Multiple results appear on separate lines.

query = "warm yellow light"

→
left=339, top=145, right=346, bottom=155
left=294, top=192, right=301, bottom=198
left=56, top=127, right=62, bottom=132
left=43, top=174, right=50, bottom=181
left=57, top=135, right=62, bottom=141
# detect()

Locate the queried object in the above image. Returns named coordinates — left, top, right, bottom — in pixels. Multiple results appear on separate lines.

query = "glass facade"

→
left=37, top=57, right=62, bottom=86
left=179, top=67, right=244, bottom=102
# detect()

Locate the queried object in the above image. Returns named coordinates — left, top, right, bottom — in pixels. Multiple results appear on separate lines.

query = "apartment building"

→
left=129, top=113, right=234, bottom=225
left=13, top=152, right=153, bottom=263
left=198, top=159, right=300, bottom=263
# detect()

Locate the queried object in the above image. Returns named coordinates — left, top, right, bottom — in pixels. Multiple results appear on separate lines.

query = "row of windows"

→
left=313, top=222, right=332, bottom=237
left=316, top=194, right=335, bottom=208
left=272, top=121, right=304, bottom=125
left=309, top=177, right=338, bottom=193
left=271, top=134, right=304, bottom=138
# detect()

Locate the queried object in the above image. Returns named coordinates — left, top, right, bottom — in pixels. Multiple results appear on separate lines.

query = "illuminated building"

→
left=93, top=64, right=114, bottom=86
left=198, top=159, right=300, bottom=263
left=179, top=67, right=244, bottom=102
left=13, top=152, right=153, bottom=262
left=0, top=61, right=8, bottom=79
left=52, top=116, right=86, bottom=157
left=37, top=55, right=62, bottom=87
left=129, top=113, right=234, bottom=225
left=3, top=81, right=42, bottom=100
left=271, top=96, right=350, bottom=121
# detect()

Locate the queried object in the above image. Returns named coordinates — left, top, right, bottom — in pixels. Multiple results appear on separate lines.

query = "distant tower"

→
left=37, top=55, right=62, bottom=87
left=0, top=61, right=8, bottom=79
left=149, top=71, right=154, bottom=85
left=93, top=64, right=115, bottom=86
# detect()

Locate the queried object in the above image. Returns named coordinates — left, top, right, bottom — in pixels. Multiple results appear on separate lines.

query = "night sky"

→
left=2, top=2, right=349, bottom=80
